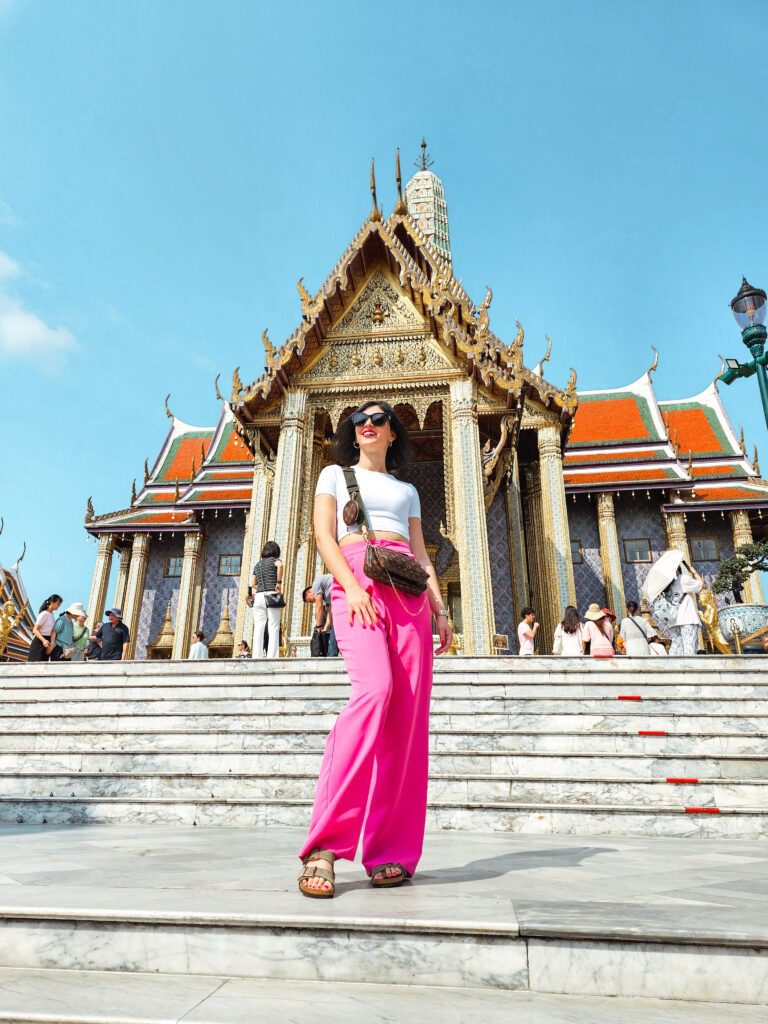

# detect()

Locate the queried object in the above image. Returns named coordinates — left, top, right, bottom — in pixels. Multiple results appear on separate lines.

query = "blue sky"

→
left=1, top=0, right=767, bottom=607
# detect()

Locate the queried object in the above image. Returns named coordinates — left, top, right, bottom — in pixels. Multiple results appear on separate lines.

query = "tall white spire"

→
left=404, top=139, right=451, bottom=263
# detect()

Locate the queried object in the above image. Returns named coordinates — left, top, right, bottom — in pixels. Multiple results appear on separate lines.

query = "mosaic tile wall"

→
left=198, top=515, right=247, bottom=640
left=135, top=536, right=184, bottom=659
left=614, top=495, right=668, bottom=603
left=401, top=462, right=455, bottom=575
left=567, top=497, right=607, bottom=611
left=687, top=517, right=734, bottom=602
left=488, top=489, right=514, bottom=652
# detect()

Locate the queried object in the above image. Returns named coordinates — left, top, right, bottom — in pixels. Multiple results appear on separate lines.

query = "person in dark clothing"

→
left=91, top=608, right=130, bottom=661
left=85, top=622, right=103, bottom=661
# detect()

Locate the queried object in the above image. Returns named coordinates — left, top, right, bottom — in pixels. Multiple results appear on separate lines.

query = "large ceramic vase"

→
left=717, top=604, right=768, bottom=643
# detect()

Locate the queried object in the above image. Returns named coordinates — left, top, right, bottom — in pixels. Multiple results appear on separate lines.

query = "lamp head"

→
left=731, top=277, right=767, bottom=330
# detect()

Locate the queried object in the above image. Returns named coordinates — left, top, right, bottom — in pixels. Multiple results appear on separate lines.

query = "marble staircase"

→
left=0, top=656, right=766, bottom=838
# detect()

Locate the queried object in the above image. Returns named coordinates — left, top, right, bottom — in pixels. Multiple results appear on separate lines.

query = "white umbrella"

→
left=641, top=549, right=685, bottom=603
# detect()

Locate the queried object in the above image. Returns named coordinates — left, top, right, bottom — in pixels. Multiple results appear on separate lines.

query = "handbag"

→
left=552, top=630, right=563, bottom=655
left=255, top=562, right=286, bottom=608
left=341, top=468, right=429, bottom=598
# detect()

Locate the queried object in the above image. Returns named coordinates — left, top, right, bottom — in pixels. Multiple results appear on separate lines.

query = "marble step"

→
left=1, top=795, right=766, bottom=835
left=4, top=770, right=766, bottom=806
left=3, top=693, right=768, bottom=714
left=0, top=968, right=764, bottom=1024
left=1, top=728, right=766, bottom=754
left=0, top=747, right=765, bottom=778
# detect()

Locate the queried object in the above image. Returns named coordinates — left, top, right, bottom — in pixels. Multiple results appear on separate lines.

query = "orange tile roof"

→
left=203, top=470, right=254, bottom=481
left=690, top=486, right=768, bottom=502
left=569, top=397, right=654, bottom=446
left=564, top=449, right=667, bottom=464
left=691, top=464, right=742, bottom=478
left=160, top=436, right=212, bottom=482
left=185, top=487, right=252, bottom=503
left=564, top=468, right=673, bottom=485
left=663, top=408, right=727, bottom=457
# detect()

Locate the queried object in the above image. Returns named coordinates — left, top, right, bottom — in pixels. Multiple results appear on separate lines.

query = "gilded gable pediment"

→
left=328, top=269, right=426, bottom=337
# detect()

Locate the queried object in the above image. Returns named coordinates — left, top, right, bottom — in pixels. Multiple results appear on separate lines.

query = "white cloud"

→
left=0, top=200, right=19, bottom=226
left=0, top=250, right=76, bottom=360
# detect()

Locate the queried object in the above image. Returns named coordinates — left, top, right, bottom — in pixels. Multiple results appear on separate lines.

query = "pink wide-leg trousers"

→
left=298, top=540, right=434, bottom=877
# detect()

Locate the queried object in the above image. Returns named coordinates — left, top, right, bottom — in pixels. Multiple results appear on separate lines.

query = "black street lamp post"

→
left=720, top=278, right=768, bottom=431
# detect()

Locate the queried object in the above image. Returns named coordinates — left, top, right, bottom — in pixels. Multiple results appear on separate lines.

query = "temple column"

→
left=448, top=379, right=495, bottom=654
left=596, top=492, right=626, bottom=617
left=292, top=426, right=326, bottom=639
left=537, top=424, right=577, bottom=616
left=267, top=389, right=308, bottom=646
left=122, top=533, right=151, bottom=658
left=664, top=511, right=691, bottom=564
left=171, top=531, right=204, bottom=660
left=523, top=462, right=555, bottom=650
left=87, top=534, right=115, bottom=627
left=730, top=509, right=765, bottom=603
left=233, top=458, right=275, bottom=651
left=504, top=450, right=529, bottom=625
left=112, top=546, right=132, bottom=612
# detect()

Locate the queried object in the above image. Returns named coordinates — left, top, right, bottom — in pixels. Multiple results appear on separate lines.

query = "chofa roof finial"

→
left=369, top=158, right=382, bottom=222
left=164, top=393, right=174, bottom=420
left=393, top=149, right=407, bottom=216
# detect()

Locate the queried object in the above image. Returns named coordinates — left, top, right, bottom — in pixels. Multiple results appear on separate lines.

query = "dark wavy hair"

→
left=39, top=594, right=62, bottom=614
left=334, top=400, right=413, bottom=473
left=560, top=605, right=581, bottom=635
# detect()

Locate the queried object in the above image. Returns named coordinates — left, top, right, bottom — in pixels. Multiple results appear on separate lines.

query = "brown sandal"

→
left=370, top=862, right=411, bottom=888
left=298, top=849, right=336, bottom=899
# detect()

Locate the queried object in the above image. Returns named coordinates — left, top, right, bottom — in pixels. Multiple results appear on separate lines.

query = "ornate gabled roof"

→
left=568, top=372, right=666, bottom=448
left=658, top=382, right=741, bottom=458
left=230, top=209, right=576, bottom=424
left=0, top=558, right=35, bottom=660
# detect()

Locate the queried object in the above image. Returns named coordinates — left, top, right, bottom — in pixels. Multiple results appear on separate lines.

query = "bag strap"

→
left=342, top=467, right=372, bottom=534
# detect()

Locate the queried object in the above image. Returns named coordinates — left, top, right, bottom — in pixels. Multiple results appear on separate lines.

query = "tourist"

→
left=304, top=574, right=338, bottom=657
left=648, top=632, right=668, bottom=656
left=582, top=603, right=615, bottom=657
left=298, top=401, right=450, bottom=898
left=28, top=594, right=62, bottom=662
left=643, top=552, right=704, bottom=657
left=619, top=601, right=652, bottom=656
left=517, top=607, right=538, bottom=656
left=90, top=608, right=130, bottom=661
left=251, top=541, right=284, bottom=659
left=85, top=622, right=103, bottom=660
left=553, top=605, right=583, bottom=655
left=236, top=640, right=251, bottom=659
left=188, top=630, right=208, bottom=660
left=52, top=602, right=87, bottom=661
left=71, top=612, right=89, bottom=661
left=667, top=566, right=704, bottom=656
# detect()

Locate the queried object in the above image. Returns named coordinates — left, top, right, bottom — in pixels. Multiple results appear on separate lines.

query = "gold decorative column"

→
left=664, top=511, right=691, bottom=563
left=112, top=546, right=132, bottom=612
left=290, top=408, right=324, bottom=639
left=86, top=533, right=116, bottom=627
left=730, top=509, right=765, bottom=603
left=122, top=533, right=151, bottom=658
left=504, top=451, right=529, bottom=625
left=537, top=424, right=577, bottom=617
left=266, top=388, right=308, bottom=644
left=448, top=379, right=495, bottom=654
left=171, top=531, right=203, bottom=660
left=523, top=461, right=557, bottom=652
left=233, top=457, right=274, bottom=651
left=596, top=492, right=626, bottom=617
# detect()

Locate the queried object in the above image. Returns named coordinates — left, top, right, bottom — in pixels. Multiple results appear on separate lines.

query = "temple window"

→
left=691, top=537, right=720, bottom=562
left=218, top=554, right=242, bottom=576
left=163, top=557, right=183, bottom=578
left=622, top=538, right=652, bottom=563
left=570, top=539, right=584, bottom=564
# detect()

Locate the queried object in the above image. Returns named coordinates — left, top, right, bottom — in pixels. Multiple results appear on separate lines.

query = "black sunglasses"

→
left=351, top=411, right=390, bottom=428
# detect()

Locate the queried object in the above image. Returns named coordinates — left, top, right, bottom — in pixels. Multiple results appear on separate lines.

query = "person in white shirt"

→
left=553, top=605, right=583, bottom=655
left=517, top=607, right=539, bottom=655
left=188, top=631, right=209, bottom=660
left=667, top=568, right=704, bottom=656
left=619, top=600, right=652, bottom=656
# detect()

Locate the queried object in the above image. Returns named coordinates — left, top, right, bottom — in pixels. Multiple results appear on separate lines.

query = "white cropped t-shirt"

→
left=315, top=464, right=421, bottom=540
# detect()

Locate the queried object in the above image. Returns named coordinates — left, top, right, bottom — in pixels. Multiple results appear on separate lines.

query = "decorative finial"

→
left=754, top=445, right=761, bottom=477
left=565, top=367, right=577, bottom=402
left=647, top=346, right=659, bottom=377
left=232, top=367, right=244, bottom=402
left=144, top=459, right=150, bottom=484
left=200, top=440, right=206, bottom=466
left=393, top=149, right=407, bottom=216
left=262, top=328, right=277, bottom=369
left=85, top=497, right=94, bottom=523
left=174, top=479, right=181, bottom=501
left=687, top=450, right=693, bottom=475
left=536, top=335, right=553, bottom=374
left=164, top=394, right=174, bottom=420
left=369, top=159, right=382, bottom=222
left=214, top=373, right=225, bottom=402
left=0, top=517, right=3, bottom=537
left=131, top=479, right=137, bottom=504
left=739, top=426, right=746, bottom=456
left=297, top=277, right=313, bottom=314
left=15, top=541, right=26, bottom=567
left=416, top=137, right=434, bottom=171
left=190, top=455, right=197, bottom=480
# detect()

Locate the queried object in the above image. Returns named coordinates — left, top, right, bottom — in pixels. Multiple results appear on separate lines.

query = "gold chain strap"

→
left=362, top=525, right=430, bottom=619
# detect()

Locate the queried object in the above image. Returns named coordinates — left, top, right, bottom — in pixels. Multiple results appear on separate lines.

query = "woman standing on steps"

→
left=298, top=401, right=452, bottom=898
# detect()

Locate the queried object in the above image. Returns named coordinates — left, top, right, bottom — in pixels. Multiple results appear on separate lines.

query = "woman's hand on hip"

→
left=345, top=581, right=378, bottom=627
left=435, top=616, right=453, bottom=656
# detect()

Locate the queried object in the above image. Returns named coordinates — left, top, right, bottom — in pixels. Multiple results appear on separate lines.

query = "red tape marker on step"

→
left=618, top=695, right=642, bottom=701
left=666, top=778, right=699, bottom=784
left=685, top=807, right=720, bottom=813
left=639, top=730, right=666, bottom=736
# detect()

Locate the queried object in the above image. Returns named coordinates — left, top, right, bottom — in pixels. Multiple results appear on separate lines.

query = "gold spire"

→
left=739, top=426, right=746, bottom=455
left=144, top=459, right=150, bottom=484
left=754, top=445, right=761, bottom=477
left=147, top=601, right=175, bottom=658
left=209, top=594, right=235, bottom=658
left=393, top=148, right=407, bottom=216
left=190, top=456, right=197, bottom=480
left=131, top=479, right=137, bottom=504
left=369, top=158, right=382, bottom=222
left=200, top=440, right=207, bottom=466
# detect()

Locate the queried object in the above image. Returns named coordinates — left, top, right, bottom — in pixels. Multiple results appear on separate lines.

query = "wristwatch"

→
left=435, top=608, right=449, bottom=618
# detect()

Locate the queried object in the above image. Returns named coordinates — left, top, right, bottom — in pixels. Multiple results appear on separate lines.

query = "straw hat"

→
left=584, top=603, right=605, bottom=621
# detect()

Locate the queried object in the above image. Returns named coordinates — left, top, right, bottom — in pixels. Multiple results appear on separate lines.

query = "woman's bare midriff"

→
left=339, top=531, right=409, bottom=548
